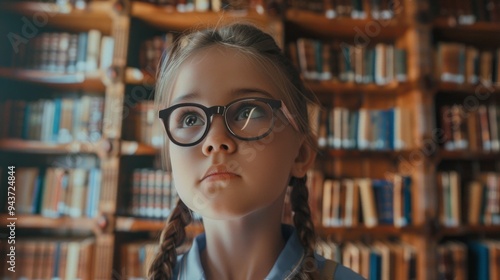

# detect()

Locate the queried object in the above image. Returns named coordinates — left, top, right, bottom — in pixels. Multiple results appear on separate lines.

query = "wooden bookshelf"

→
left=115, top=216, right=204, bottom=235
left=0, top=1, right=128, bottom=278
left=436, top=81, right=500, bottom=95
left=318, top=225, right=427, bottom=237
left=0, top=68, right=107, bottom=91
left=125, top=67, right=155, bottom=86
left=131, top=1, right=276, bottom=32
left=306, top=81, right=415, bottom=96
left=285, top=9, right=409, bottom=40
left=0, top=214, right=97, bottom=232
left=433, top=18, right=500, bottom=45
left=120, top=141, right=158, bottom=156
left=324, top=149, right=420, bottom=158
left=0, top=1, right=115, bottom=34
left=0, top=139, right=109, bottom=155
left=437, top=225, right=500, bottom=238
left=437, top=150, right=500, bottom=161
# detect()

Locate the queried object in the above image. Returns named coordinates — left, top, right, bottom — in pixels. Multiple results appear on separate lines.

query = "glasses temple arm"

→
left=280, top=101, right=300, bottom=132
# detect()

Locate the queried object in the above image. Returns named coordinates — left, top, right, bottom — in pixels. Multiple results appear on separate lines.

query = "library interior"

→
left=0, top=0, right=500, bottom=279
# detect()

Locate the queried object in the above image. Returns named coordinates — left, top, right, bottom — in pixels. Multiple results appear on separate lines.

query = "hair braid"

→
left=147, top=200, right=192, bottom=280
left=290, top=175, right=317, bottom=279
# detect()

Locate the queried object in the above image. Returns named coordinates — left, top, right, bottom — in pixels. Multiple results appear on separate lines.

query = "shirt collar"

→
left=175, top=224, right=305, bottom=280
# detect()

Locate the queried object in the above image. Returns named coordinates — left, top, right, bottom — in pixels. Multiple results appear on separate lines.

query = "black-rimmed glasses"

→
left=158, top=97, right=297, bottom=147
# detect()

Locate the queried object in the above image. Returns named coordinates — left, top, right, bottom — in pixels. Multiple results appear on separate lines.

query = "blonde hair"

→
left=149, top=23, right=320, bottom=280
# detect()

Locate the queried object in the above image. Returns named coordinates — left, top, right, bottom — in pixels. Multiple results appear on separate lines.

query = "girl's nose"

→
left=201, top=116, right=236, bottom=155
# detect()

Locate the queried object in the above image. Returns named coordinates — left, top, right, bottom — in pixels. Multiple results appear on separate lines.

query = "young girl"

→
left=148, top=23, right=365, bottom=280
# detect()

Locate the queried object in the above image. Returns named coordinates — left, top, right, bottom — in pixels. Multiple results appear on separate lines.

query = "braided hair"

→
left=147, top=200, right=192, bottom=279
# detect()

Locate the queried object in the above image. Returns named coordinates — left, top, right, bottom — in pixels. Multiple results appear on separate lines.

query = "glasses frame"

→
left=159, top=97, right=285, bottom=147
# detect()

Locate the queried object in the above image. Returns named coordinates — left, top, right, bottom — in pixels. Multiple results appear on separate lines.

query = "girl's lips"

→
left=201, top=166, right=239, bottom=182
left=202, top=172, right=239, bottom=182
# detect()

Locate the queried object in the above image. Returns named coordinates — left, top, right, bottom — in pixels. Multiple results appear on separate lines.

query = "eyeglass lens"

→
left=168, top=99, right=274, bottom=145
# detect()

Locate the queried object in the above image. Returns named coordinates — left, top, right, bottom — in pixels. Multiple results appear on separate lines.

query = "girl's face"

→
left=167, top=46, right=308, bottom=220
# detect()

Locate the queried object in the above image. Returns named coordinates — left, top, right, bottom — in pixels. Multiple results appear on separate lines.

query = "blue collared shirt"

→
left=174, top=224, right=366, bottom=279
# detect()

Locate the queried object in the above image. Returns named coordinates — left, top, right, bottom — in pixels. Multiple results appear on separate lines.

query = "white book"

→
left=99, top=36, right=114, bottom=71
left=86, top=29, right=101, bottom=73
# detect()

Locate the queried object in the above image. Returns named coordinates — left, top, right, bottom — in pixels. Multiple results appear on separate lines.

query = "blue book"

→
left=468, top=241, right=489, bottom=280
left=314, top=40, right=323, bottom=76
left=372, top=179, right=394, bottom=225
left=86, top=169, right=94, bottom=217
left=22, top=103, right=31, bottom=140
left=403, top=176, right=413, bottom=225
left=369, top=250, right=382, bottom=280
left=53, top=242, right=61, bottom=278
left=89, top=169, right=102, bottom=218
left=52, top=98, right=61, bottom=142
left=385, top=108, right=395, bottom=150
left=348, top=111, right=359, bottom=149
left=32, top=168, right=44, bottom=214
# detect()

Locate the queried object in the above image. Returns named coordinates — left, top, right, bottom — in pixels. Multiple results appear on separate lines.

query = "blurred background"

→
left=0, top=0, right=499, bottom=279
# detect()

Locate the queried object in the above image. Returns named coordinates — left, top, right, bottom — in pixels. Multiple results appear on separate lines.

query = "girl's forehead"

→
left=170, top=46, right=284, bottom=103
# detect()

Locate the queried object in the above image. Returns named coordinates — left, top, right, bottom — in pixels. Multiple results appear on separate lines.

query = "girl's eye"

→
left=234, top=106, right=265, bottom=121
left=178, top=112, right=205, bottom=128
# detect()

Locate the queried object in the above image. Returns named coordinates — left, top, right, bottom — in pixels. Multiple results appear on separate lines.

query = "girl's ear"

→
left=291, top=140, right=316, bottom=178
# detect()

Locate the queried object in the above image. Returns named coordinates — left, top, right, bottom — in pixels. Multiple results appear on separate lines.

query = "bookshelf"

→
left=430, top=1, right=500, bottom=279
left=1, top=0, right=499, bottom=279
left=0, top=0, right=128, bottom=278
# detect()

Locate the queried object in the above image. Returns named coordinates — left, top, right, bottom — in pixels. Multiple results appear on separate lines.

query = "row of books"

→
left=436, top=42, right=500, bottom=86
left=139, top=33, right=175, bottom=76
left=440, top=104, right=500, bottom=152
left=18, top=0, right=89, bottom=7
left=12, top=167, right=102, bottom=218
left=128, top=168, right=178, bottom=219
left=10, top=30, right=113, bottom=75
left=430, top=0, right=500, bottom=23
left=132, top=0, right=268, bottom=13
left=287, top=0, right=398, bottom=20
left=310, top=106, right=415, bottom=151
left=438, top=171, right=500, bottom=227
left=305, top=170, right=412, bottom=228
left=122, top=101, right=164, bottom=148
left=438, top=240, right=500, bottom=280
left=289, top=39, right=407, bottom=84
left=315, top=239, right=417, bottom=280
left=120, top=238, right=196, bottom=280
left=319, top=174, right=412, bottom=228
left=0, top=237, right=95, bottom=280
left=0, top=96, right=104, bottom=143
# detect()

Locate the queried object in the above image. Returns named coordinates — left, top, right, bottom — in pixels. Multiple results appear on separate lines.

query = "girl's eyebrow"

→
left=230, top=88, right=275, bottom=99
left=172, top=92, right=199, bottom=104
left=172, top=88, right=276, bottom=104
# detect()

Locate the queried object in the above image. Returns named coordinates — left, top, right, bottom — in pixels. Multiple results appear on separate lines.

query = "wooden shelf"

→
left=436, top=81, right=500, bottom=95
left=318, top=225, right=425, bottom=236
left=322, top=149, right=416, bottom=158
left=131, top=2, right=276, bottom=32
left=116, top=216, right=204, bottom=235
left=433, top=18, right=500, bottom=45
left=438, top=150, right=500, bottom=161
left=438, top=225, right=500, bottom=238
left=0, top=1, right=115, bottom=34
left=0, top=138, right=108, bottom=155
left=306, top=80, right=413, bottom=96
left=125, top=67, right=156, bottom=86
left=285, top=9, right=408, bottom=40
left=0, top=68, right=106, bottom=92
left=0, top=214, right=97, bottom=232
left=121, top=141, right=158, bottom=156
